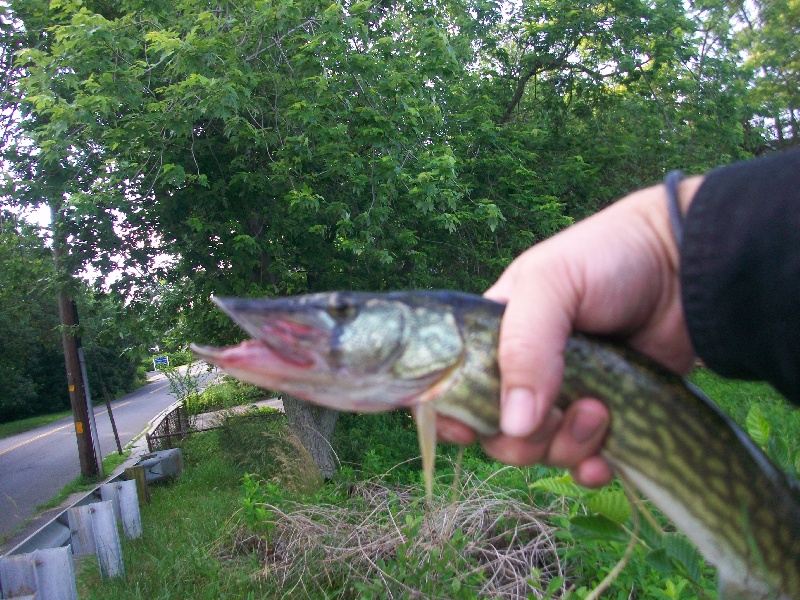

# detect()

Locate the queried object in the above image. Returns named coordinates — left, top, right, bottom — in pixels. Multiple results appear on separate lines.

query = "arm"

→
left=682, top=148, right=800, bottom=403
left=438, top=148, right=800, bottom=486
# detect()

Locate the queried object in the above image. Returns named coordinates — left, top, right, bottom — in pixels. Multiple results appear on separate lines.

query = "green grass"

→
left=0, top=410, right=73, bottom=440
left=76, top=431, right=271, bottom=600
left=689, top=367, right=789, bottom=425
left=35, top=450, right=133, bottom=514
left=690, top=367, right=800, bottom=475
left=185, top=378, right=268, bottom=416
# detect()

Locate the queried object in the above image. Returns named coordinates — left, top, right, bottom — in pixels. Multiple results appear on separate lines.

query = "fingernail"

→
left=500, top=388, right=542, bottom=437
left=570, top=407, right=608, bottom=443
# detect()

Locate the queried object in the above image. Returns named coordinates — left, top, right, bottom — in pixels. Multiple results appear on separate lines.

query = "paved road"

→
left=0, top=366, right=217, bottom=540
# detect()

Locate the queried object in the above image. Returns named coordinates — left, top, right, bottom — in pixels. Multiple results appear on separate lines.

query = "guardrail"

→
left=1, top=450, right=182, bottom=599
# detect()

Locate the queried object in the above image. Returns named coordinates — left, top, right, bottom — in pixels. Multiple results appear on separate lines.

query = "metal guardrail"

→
left=5, top=450, right=182, bottom=558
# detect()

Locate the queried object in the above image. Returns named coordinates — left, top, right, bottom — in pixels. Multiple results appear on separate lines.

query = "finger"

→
left=487, top=251, right=577, bottom=438
left=435, top=415, right=477, bottom=446
left=545, top=398, right=609, bottom=468
left=571, top=456, right=614, bottom=488
left=479, top=407, right=563, bottom=466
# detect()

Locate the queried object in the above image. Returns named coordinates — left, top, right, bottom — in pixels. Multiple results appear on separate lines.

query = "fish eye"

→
left=327, top=299, right=358, bottom=321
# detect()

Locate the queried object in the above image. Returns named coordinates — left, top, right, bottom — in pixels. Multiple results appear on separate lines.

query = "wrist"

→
left=648, top=175, right=704, bottom=273
left=676, top=175, right=704, bottom=219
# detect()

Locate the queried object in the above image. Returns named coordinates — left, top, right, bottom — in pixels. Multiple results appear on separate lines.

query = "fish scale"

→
left=191, top=290, right=800, bottom=599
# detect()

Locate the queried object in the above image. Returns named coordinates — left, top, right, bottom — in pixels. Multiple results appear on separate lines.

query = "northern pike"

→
left=191, top=290, right=800, bottom=599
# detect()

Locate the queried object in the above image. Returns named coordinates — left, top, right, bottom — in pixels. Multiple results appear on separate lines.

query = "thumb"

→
left=484, top=251, right=577, bottom=437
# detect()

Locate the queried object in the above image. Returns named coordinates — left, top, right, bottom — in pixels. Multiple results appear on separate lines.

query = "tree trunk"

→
left=282, top=394, right=339, bottom=479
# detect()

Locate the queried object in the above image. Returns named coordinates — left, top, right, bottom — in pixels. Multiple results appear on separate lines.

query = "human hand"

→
left=437, top=176, right=703, bottom=486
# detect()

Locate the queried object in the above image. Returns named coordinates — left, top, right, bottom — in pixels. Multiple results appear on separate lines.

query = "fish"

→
left=190, top=290, right=800, bottom=599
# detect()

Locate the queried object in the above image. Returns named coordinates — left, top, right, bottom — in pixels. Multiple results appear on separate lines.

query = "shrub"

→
left=185, top=378, right=266, bottom=415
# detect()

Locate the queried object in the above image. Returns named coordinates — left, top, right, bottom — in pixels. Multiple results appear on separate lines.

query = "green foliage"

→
left=184, top=378, right=266, bottom=415
left=3, top=0, right=783, bottom=349
left=152, top=349, right=194, bottom=369
left=0, top=212, right=145, bottom=423
left=690, top=367, right=800, bottom=477
left=332, top=410, right=492, bottom=491
left=0, top=213, right=67, bottom=421
left=219, top=409, right=322, bottom=494
left=159, top=362, right=208, bottom=407
left=531, top=473, right=715, bottom=598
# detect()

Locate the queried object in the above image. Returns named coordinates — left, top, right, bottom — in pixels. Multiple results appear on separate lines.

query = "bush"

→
left=220, top=409, right=323, bottom=494
left=332, top=410, right=491, bottom=489
left=185, top=378, right=267, bottom=415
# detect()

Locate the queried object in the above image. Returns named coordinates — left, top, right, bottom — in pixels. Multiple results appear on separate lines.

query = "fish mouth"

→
left=258, top=319, right=326, bottom=367
left=190, top=339, right=315, bottom=369
left=209, top=296, right=331, bottom=367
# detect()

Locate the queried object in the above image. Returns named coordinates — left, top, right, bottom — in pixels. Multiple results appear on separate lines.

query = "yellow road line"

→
left=0, top=423, right=72, bottom=457
left=0, top=400, right=134, bottom=457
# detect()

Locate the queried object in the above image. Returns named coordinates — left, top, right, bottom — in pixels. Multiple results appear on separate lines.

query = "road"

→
left=0, top=366, right=216, bottom=540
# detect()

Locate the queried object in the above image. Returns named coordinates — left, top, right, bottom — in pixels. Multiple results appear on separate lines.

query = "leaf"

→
left=644, top=548, right=676, bottom=574
left=745, top=405, right=771, bottom=449
left=663, top=534, right=704, bottom=583
left=349, top=0, right=372, bottom=13
left=529, top=474, right=583, bottom=499
left=585, top=488, right=632, bottom=524
left=569, top=514, right=629, bottom=542
left=768, top=435, right=791, bottom=471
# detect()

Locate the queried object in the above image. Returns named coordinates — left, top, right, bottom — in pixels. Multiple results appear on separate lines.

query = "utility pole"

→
left=51, top=194, right=99, bottom=479
left=73, top=301, right=103, bottom=476
left=58, top=292, right=99, bottom=478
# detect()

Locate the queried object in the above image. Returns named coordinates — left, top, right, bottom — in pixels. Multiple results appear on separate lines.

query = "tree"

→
left=0, top=212, right=67, bottom=421
left=736, top=0, right=800, bottom=151
left=0, top=211, right=142, bottom=423
left=1, top=0, right=777, bottom=474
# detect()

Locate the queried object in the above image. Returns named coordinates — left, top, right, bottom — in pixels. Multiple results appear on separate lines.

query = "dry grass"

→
left=224, top=468, right=570, bottom=599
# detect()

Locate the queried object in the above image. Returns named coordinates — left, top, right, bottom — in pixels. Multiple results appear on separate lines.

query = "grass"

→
left=184, top=378, right=268, bottom=416
left=0, top=410, right=74, bottom=440
left=34, top=450, right=133, bottom=514
left=690, top=367, right=800, bottom=474
left=689, top=367, right=791, bottom=425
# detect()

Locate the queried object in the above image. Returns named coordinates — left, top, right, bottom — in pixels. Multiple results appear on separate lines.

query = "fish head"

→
left=191, top=292, right=466, bottom=412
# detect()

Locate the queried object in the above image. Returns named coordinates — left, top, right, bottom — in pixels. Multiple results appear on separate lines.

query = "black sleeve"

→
left=680, top=148, right=800, bottom=405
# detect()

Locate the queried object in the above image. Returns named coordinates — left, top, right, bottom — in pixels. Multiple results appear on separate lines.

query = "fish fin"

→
left=413, top=403, right=437, bottom=502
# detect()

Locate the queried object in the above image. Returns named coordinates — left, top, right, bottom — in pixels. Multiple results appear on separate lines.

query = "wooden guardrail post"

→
left=125, top=464, right=150, bottom=505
